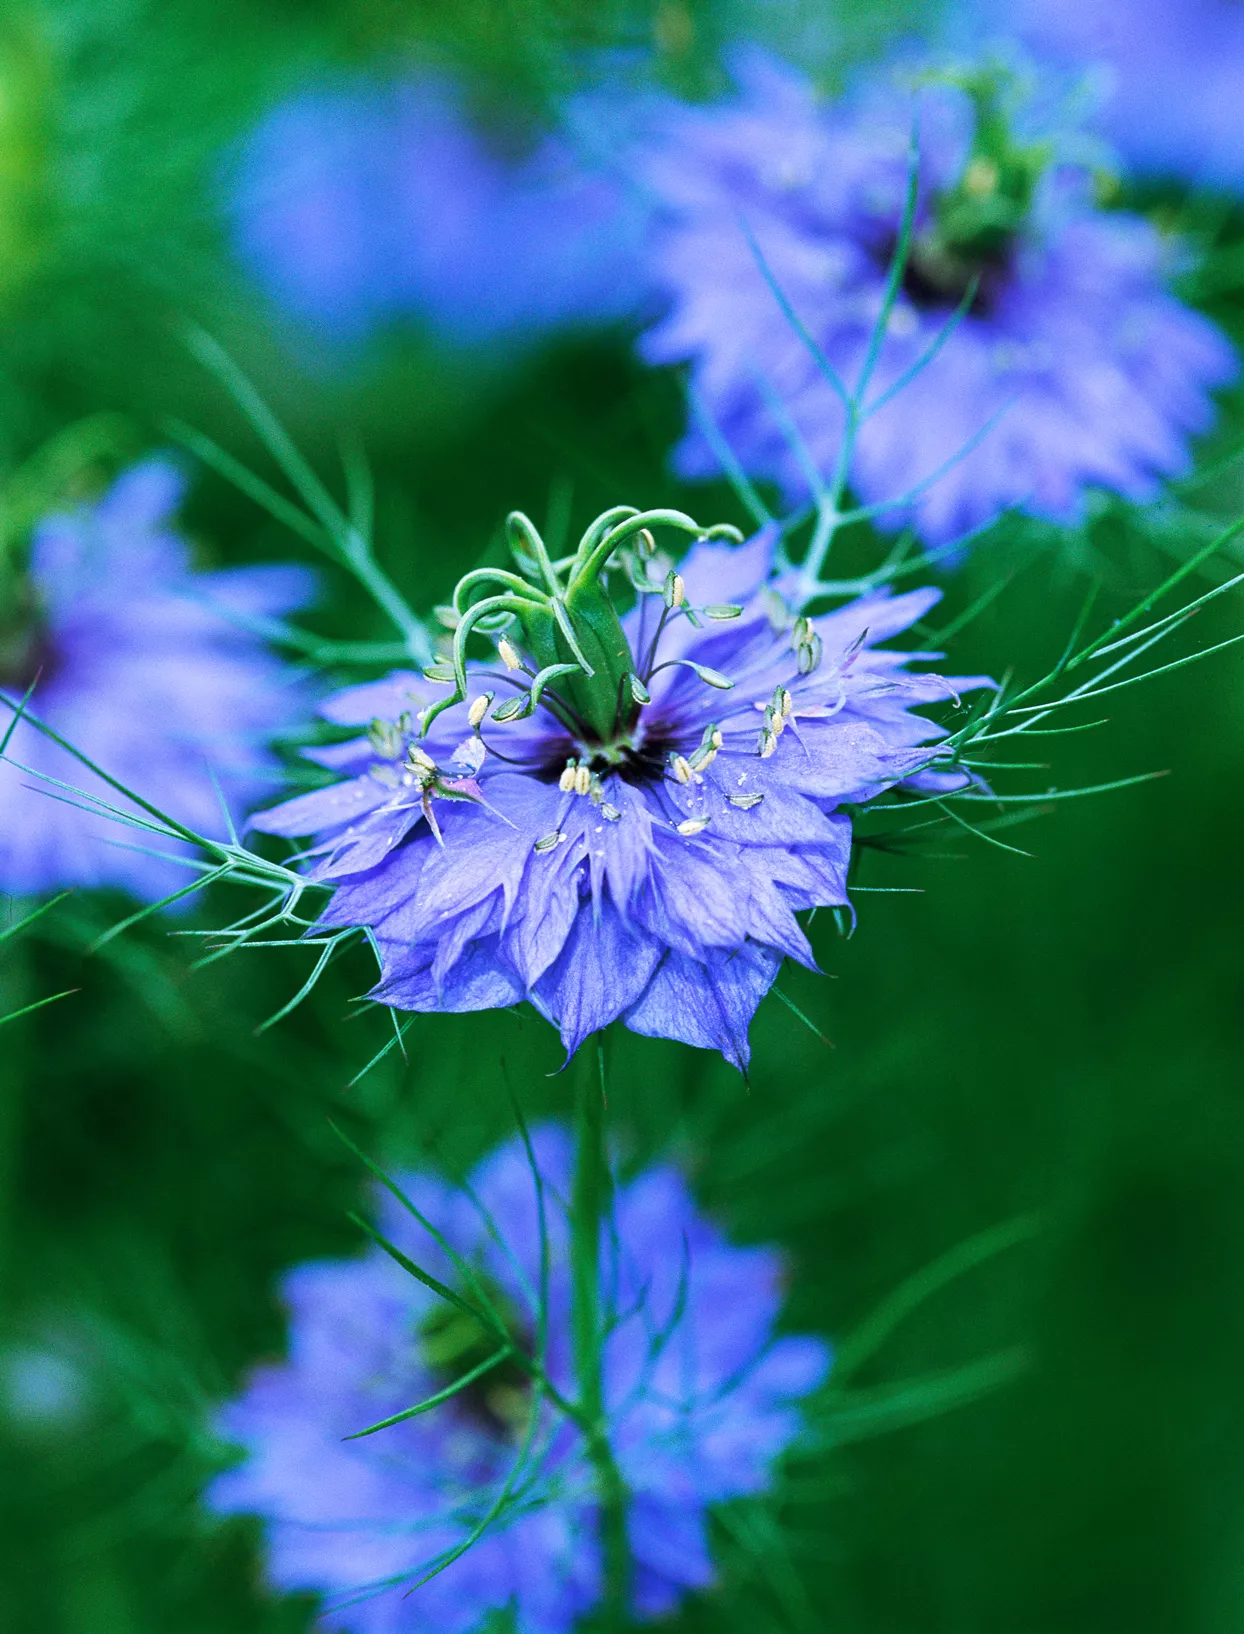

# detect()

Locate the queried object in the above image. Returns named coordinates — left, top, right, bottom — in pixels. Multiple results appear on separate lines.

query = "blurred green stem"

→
left=571, top=1039, right=630, bottom=1627
left=0, top=942, right=29, bottom=1307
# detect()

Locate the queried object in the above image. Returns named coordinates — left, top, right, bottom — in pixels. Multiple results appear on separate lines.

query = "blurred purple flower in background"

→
left=0, top=457, right=314, bottom=899
left=994, top=0, right=1244, bottom=192
left=227, top=70, right=650, bottom=350
left=638, top=49, right=1235, bottom=544
left=207, top=1124, right=830, bottom=1632
left=252, top=526, right=980, bottom=1070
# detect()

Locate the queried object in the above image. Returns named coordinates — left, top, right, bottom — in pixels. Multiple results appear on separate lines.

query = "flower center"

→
left=419, top=1291, right=533, bottom=1442
left=892, top=66, right=1050, bottom=318
left=0, top=588, right=58, bottom=695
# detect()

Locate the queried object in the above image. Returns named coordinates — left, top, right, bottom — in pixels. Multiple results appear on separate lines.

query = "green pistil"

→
left=909, top=65, right=1051, bottom=306
left=425, top=504, right=742, bottom=746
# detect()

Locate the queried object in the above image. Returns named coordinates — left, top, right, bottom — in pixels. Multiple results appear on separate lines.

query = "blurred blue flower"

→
left=0, top=457, right=315, bottom=899
left=994, top=0, right=1244, bottom=192
left=227, top=71, right=649, bottom=351
left=638, top=50, right=1236, bottom=544
left=207, top=1124, right=830, bottom=1631
left=251, top=524, right=981, bottom=1069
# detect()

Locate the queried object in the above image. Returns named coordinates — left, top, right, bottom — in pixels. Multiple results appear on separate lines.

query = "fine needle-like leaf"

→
left=343, top=1345, right=514, bottom=1440
left=830, top=1212, right=1042, bottom=1385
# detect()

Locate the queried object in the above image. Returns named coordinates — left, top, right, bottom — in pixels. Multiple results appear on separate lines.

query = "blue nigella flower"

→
left=251, top=510, right=983, bottom=1070
left=0, top=457, right=315, bottom=899
left=227, top=70, right=649, bottom=351
left=207, top=1124, right=831, bottom=1631
left=993, top=0, right=1244, bottom=193
left=637, top=49, right=1236, bottom=545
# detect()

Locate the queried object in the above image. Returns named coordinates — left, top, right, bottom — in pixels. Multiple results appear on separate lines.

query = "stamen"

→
left=406, top=745, right=437, bottom=774
left=497, top=638, right=522, bottom=671
left=669, top=754, right=694, bottom=784
left=676, top=817, right=710, bottom=837
left=758, top=728, right=779, bottom=759
left=468, top=693, right=492, bottom=728
left=728, top=792, right=765, bottom=810
left=600, top=803, right=621, bottom=822
left=797, top=632, right=823, bottom=675
left=663, top=571, right=686, bottom=610
left=533, top=831, right=562, bottom=854
left=492, top=695, right=527, bottom=723
left=558, top=762, right=577, bottom=794
left=367, top=717, right=404, bottom=759
left=573, top=765, right=592, bottom=797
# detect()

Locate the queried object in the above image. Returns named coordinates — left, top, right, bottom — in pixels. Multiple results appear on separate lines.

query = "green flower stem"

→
left=0, top=940, right=30, bottom=1304
left=571, top=1040, right=630, bottom=1626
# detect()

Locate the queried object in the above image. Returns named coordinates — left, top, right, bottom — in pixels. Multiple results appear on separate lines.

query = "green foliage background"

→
left=3, top=1, right=1244, bottom=1630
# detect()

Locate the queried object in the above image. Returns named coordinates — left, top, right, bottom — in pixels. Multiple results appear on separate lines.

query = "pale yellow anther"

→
left=574, top=764, right=593, bottom=797
left=677, top=817, right=710, bottom=837
left=407, top=745, right=437, bottom=773
left=709, top=726, right=724, bottom=750
left=534, top=830, right=562, bottom=854
left=963, top=156, right=999, bottom=198
left=689, top=746, right=717, bottom=773
left=558, top=764, right=577, bottom=793
left=468, top=694, right=490, bottom=728
left=759, top=729, right=778, bottom=760
left=497, top=638, right=522, bottom=671
left=670, top=574, right=685, bottom=607
left=670, top=754, right=693, bottom=784
left=777, top=686, right=793, bottom=721
left=637, top=527, right=656, bottom=558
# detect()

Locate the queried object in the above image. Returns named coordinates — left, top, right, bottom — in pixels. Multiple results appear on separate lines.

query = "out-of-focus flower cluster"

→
left=208, top=1126, right=830, bottom=1633
left=0, top=457, right=314, bottom=900
left=228, top=70, right=649, bottom=351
